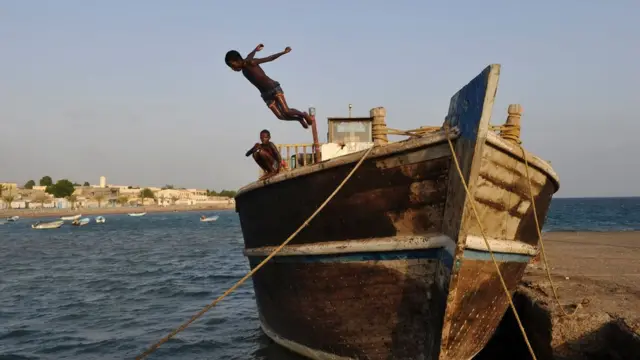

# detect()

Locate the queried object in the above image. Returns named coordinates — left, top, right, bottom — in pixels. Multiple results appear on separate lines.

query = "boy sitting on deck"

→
left=225, top=44, right=315, bottom=129
left=245, top=129, right=286, bottom=180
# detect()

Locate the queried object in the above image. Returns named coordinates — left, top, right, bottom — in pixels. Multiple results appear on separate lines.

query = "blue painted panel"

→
left=461, top=249, right=531, bottom=263
left=445, top=64, right=499, bottom=140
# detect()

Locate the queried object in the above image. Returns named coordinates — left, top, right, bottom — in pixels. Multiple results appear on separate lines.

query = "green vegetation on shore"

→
left=3, top=176, right=239, bottom=211
left=46, top=179, right=75, bottom=198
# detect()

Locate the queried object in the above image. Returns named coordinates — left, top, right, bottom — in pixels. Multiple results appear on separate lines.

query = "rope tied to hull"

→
left=385, top=126, right=442, bottom=137
left=388, top=122, right=577, bottom=318
left=490, top=123, right=580, bottom=318
left=519, top=143, right=580, bottom=318
left=442, top=125, right=538, bottom=359
left=134, top=146, right=374, bottom=359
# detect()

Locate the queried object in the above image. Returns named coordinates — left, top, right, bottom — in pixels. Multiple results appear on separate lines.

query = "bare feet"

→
left=303, top=112, right=314, bottom=126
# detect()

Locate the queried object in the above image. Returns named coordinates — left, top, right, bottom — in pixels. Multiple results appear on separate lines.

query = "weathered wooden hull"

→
left=235, top=64, right=559, bottom=359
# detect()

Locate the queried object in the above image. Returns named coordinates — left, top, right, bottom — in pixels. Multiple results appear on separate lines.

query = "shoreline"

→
left=0, top=204, right=235, bottom=219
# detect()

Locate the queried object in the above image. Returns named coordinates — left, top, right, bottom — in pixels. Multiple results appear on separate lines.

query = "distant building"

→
left=0, top=183, right=17, bottom=191
left=99, top=176, right=106, bottom=188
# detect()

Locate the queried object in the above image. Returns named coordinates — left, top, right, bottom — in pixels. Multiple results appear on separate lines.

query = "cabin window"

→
left=330, top=121, right=372, bottom=143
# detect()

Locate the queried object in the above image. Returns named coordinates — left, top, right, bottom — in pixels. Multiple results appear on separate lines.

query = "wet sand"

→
left=526, top=232, right=639, bottom=315
left=0, top=203, right=235, bottom=219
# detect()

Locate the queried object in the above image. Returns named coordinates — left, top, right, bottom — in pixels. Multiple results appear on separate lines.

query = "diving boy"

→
left=225, top=44, right=314, bottom=129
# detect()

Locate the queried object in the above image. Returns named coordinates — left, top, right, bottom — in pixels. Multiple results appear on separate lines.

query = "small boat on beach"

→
left=61, top=214, right=82, bottom=221
left=200, top=215, right=219, bottom=222
left=128, top=212, right=147, bottom=217
left=32, top=220, right=64, bottom=230
left=71, top=217, right=90, bottom=226
left=235, top=64, right=559, bottom=359
left=95, top=216, right=106, bottom=223
left=6, top=216, right=19, bottom=222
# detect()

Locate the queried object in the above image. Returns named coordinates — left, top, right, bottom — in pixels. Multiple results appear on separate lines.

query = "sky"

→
left=0, top=0, right=638, bottom=197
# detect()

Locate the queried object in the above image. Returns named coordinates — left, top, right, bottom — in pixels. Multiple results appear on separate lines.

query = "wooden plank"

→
left=441, top=63, right=501, bottom=242
left=238, top=154, right=450, bottom=248
left=250, top=255, right=450, bottom=359
left=303, top=146, right=308, bottom=166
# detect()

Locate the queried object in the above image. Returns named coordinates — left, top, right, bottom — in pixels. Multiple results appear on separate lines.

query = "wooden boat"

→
left=95, top=216, right=106, bottom=223
left=32, top=220, right=64, bottom=229
left=200, top=215, right=219, bottom=222
left=61, top=214, right=82, bottom=221
left=128, top=212, right=147, bottom=217
left=71, top=217, right=90, bottom=226
left=234, top=64, right=559, bottom=359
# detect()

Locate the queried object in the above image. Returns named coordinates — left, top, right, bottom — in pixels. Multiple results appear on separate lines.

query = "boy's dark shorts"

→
left=260, top=82, right=283, bottom=106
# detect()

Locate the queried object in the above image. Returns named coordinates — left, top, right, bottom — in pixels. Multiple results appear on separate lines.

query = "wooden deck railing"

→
left=277, top=143, right=322, bottom=170
left=257, top=143, right=322, bottom=177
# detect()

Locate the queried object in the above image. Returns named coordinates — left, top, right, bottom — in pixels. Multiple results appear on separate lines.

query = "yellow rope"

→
left=134, top=146, right=374, bottom=360
left=490, top=124, right=521, bottom=143
left=385, top=126, right=441, bottom=137
left=519, top=144, right=580, bottom=318
left=443, top=126, right=538, bottom=360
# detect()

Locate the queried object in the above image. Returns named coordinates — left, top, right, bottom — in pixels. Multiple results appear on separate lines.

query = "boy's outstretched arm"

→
left=249, top=47, right=291, bottom=65
left=246, top=44, right=264, bottom=60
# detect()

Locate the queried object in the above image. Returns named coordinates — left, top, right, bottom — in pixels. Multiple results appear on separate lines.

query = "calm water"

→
left=1, top=197, right=639, bottom=359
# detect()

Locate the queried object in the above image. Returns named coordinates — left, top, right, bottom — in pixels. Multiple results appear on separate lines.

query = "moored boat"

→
left=235, top=64, right=559, bottom=359
left=61, top=214, right=82, bottom=221
left=6, top=216, right=19, bottom=222
left=96, top=216, right=106, bottom=223
left=128, top=212, right=147, bottom=217
left=32, top=220, right=64, bottom=229
left=200, top=215, right=219, bottom=222
left=71, top=217, right=90, bottom=226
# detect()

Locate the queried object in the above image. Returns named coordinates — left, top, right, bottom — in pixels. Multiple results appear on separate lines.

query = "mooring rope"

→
left=494, top=123, right=581, bottom=317
left=519, top=144, right=580, bottom=318
left=385, top=126, right=441, bottom=137
left=134, top=146, right=374, bottom=360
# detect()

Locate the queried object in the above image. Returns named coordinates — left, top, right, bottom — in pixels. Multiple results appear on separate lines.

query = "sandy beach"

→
left=479, top=231, right=640, bottom=359
left=0, top=203, right=235, bottom=219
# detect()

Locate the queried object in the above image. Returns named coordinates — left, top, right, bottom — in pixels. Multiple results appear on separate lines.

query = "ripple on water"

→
left=0, top=212, right=273, bottom=359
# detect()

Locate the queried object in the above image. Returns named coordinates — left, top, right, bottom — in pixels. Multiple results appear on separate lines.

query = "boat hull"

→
left=32, top=220, right=64, bottom=229
left=235, top=64, right=559, bottom=359
left=61, top=214, right=81, bottom=221
left=249, top=242, right=453, bottom=359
